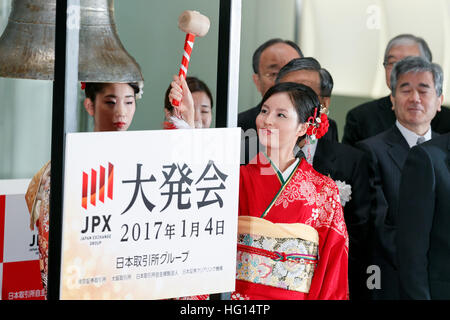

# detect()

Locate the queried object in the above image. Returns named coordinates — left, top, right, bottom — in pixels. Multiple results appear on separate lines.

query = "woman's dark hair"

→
left=164, top=76, right=213, bottom=113
left=260, top=82, right=320, bottom=142
left=84, top=82, right=140, bottom=102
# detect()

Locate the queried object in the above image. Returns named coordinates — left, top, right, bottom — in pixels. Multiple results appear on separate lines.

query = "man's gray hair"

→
left=275, top=57, right=334, bottom=97
left=383, top=34, right=432, bottom=66
left=390, top=56, right=443, bottom=97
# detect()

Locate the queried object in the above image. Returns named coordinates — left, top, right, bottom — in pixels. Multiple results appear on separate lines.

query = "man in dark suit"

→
left=276, top=57, right=372, bottom=300
left=238, top=38, right=303, bottom=132
left=357, top=56, right=444, bottom=299
left=343, top=34, right=450, bottom=147
left=397, top=133, right=450, bottom=299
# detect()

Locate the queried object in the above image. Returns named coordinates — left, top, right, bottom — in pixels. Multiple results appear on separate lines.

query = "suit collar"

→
left=378, top=95, right=393, bottom=110
left=445, top=135, right=450, bottom=172
left=447, top=133, right=450, bottom=150
left=446, top=134, right=450, bottom=168
left=385, top=126, right=410, bottom=170
left=385, top=125, right=438, bottom=145
left=385, top=126, right=408, bottom=147
left=313, top=139, right=337, bottom=174
left=395, top=121, right=434, bottom=147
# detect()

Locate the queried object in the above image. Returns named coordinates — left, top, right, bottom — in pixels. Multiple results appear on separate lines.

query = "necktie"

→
left=416, top=136, right=426, bottom=145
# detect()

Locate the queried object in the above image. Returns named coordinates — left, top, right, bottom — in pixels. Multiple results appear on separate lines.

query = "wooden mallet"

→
left=172, top=10, right=210, bottom=107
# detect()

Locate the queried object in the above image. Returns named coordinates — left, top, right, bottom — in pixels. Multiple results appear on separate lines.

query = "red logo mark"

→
left=82, top=163, right=114, bottom=209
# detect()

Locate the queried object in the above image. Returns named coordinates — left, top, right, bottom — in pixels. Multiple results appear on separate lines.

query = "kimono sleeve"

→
left=306, top=181, right=349, bottom=300
left=25, top=161, right=50, bottom=230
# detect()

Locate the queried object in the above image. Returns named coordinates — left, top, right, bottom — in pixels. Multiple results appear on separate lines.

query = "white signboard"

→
left=60, top=128, right=241, bottom=300
left=4, top=194, right=39, bottom=262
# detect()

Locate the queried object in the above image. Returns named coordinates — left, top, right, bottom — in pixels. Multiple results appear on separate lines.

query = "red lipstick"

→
left=114, top=122, right=126, bottom=129
left=261, top=128, right=272, bottom=135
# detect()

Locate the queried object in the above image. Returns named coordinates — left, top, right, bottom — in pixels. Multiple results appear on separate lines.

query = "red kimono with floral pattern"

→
left=25, top=161, right=51, bottom=298
left=232, top=153, right=349, bottom=300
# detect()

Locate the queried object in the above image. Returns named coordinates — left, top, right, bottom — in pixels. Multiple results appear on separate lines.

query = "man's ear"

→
left=390, top=94, right=395, bottom=110
left=437, top=94, right=443, bottom=112
left=321, top=97, right=331, bottom=110
left=252, top=73, right=262, bottom=94
left=84, top=98, right=95, bottom=116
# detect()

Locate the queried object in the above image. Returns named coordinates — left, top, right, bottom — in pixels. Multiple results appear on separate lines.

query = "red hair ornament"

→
left=306, top=107, right=329, bottom=140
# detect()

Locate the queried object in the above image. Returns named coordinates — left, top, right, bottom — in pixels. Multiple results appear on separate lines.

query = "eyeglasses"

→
left=383, top=61, right=397, bottom=69
left=260, top=72, right=278, bottom=80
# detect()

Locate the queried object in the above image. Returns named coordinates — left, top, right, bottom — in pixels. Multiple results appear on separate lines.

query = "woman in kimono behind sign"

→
left=163, top=76, right=213, bottom=129
left=169, top=77, right=349, bottom=300
left=25, top=82, right=142, bottom=298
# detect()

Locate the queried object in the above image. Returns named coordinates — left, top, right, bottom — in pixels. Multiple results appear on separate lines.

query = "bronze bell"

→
left=0, top=0, right=143, bottom=82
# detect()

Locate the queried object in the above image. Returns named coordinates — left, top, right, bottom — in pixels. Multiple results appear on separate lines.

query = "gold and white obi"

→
left=236, top=216, right=319, bottom=293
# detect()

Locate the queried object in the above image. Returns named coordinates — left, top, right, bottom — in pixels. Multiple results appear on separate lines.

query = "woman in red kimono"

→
left=25, top=81, right=142, bottom=298
left=169, top=78, right=349, bottom=300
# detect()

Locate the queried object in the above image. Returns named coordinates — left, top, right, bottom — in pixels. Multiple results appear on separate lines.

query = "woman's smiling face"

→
left=256, top=91, right=306, bottom=152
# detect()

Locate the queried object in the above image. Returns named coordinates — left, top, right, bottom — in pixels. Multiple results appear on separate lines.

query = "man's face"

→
left=253, top=43, right=301, bottom=96
left=384, top=44, right=421, bottom=89
left=279, top=69, right=330, bottom=109
left=391, top=71, right=442, bottom=134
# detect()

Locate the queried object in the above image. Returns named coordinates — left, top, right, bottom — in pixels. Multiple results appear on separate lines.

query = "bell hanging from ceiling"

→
left=0, top=0, right=143, bottom=83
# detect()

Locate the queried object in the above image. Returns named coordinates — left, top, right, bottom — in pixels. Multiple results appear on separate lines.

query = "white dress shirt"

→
left=395, top=120, right=432, bottom=148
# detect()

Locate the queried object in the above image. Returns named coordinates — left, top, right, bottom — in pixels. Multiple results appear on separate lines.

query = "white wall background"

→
left=299, top=0, right=450, bottom=102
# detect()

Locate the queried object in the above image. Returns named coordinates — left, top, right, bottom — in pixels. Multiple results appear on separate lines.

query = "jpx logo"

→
left=81, top=163, right=114, bottom=236
left=82, top=162, right=114, bottom=209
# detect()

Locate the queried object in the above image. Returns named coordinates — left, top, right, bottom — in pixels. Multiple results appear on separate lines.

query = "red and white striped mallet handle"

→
left=172, top=33, right=196, bottom=107
left=171, top=10, right=210, bottom=107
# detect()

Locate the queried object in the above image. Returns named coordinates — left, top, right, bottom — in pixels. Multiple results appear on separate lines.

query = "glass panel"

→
left=0, top=0, right=221, bottom=179
left=238, top=0, right=296, bottom=114
left=113, top=0, right=220, bottom=130
left=0, top=0, right=53, bottom=179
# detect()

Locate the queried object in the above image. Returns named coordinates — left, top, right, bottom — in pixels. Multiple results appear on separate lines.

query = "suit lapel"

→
left=386, top=126, right=410, bottom=170
left=377, top=96, right=396, bottom=126
left=313, top=139, right=336, bottom=176
left=447, top=134, right=450, bottom=170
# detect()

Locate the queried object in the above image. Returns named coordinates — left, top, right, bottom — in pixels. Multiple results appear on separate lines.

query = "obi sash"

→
left=236, top=216, right=319, bottom=294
